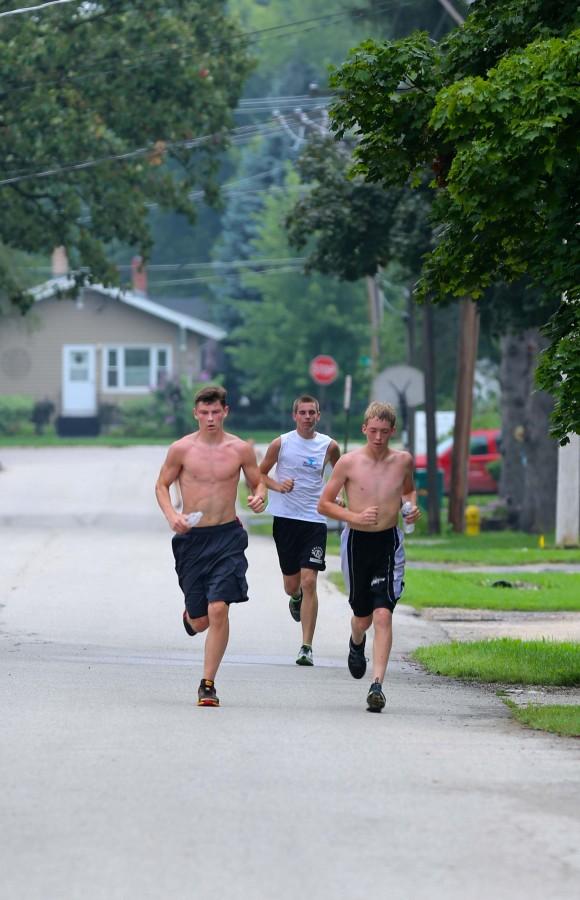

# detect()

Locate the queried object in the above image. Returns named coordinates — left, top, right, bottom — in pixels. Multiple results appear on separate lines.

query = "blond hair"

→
left=363, top=401, right=396, bottom=427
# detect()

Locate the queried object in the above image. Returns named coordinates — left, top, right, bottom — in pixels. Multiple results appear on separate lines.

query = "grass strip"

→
left=412, top=639, right=580, bottom=686
left=403, top=570, right=580, bottom=611
left=323, top=530, right=580, bottom=565
left=505, top=702, right=580, bottom=737
left=404, top=531, right=580, bottom=565
left=327, top=570, right=580, bottom=612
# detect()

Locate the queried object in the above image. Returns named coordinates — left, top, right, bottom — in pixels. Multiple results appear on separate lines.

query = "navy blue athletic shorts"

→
left=272, top=516, right=327, bottom=575
left=340, top=525, right=405, bottom=617
left=172, top=519, right=249, bottom=619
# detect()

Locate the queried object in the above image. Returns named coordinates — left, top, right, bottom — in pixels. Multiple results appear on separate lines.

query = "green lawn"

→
left=506, top=702, right=580, bottom=737
left=327, top=569, right=580, bottom=611
left=412, top=639, right=580, bottom=686
left=323, top=529, right=580, bottom=565
left=404, top=570, right=580, bottom=611
left=250, top=524, right=580, bottom=566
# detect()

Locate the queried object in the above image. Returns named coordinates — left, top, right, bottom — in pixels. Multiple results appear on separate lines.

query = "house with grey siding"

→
left=0, top=273, right=225, bottom=434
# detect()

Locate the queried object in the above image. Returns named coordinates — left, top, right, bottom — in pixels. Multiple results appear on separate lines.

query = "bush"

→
left=487, top=459, right=502, bottom=483
left=0, top=395, right=35, bottom=435
left=113, top=396, right=174, bottom=438
left=31, top=398, right=55, bottom=435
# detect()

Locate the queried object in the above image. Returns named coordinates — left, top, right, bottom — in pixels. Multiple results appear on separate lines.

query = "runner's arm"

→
left=259, top=437, right=294, bottom=493
left=318, top=459, right=378, bottom=527
left=325, top=440, right=345, bottom=506
left=242, top=442, right=267, bottom=512
left=401, top=453, right=421, bottom=523
left=155, top=445, right=191, bottom=533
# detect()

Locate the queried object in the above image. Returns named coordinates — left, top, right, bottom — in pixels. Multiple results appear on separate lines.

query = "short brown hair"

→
left=194, top=385, right=227, bottom=407
left=363, top=401, right=396, bottom=427
left=293, top=394, right=320, bottom=414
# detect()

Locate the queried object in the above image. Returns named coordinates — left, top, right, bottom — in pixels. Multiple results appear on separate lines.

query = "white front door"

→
left=62, top=345, right=97, bottom=415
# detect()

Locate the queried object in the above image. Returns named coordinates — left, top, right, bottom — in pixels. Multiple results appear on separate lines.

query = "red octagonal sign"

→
left=309, top=354, right=339, bottom=385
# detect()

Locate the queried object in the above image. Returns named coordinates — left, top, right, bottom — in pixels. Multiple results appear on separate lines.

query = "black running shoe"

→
left=183, top=609, right=197, bottom=636
left=197, top=679, right=219, bottom=707
left=348, top=635, right=367, bottom=679
left=366, top=680, right=386, bottom=713
left=289, top=588, right=303, bottom=622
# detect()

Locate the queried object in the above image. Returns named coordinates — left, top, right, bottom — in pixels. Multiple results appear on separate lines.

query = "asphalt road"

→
left=1, top=447, right=579, bottom=900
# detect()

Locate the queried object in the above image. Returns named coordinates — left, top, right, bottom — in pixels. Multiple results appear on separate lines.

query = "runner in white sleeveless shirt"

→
left=260, top=395, right=340, bottom=666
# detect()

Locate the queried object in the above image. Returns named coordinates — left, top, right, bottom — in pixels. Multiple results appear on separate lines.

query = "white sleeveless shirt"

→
left=267, top=430, right=332, bottom=523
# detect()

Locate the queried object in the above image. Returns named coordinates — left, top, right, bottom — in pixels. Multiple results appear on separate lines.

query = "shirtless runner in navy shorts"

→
left=318, top=402, right=421, bottom=712
left=155, top=385, right=265, bottom=707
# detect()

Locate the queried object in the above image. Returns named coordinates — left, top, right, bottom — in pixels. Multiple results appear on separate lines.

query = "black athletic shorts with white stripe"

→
left=340, top=525, right=405, bottom=617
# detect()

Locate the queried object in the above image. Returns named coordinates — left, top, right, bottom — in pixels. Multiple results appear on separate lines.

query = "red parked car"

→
left=415, top=429, right=501, bottom=494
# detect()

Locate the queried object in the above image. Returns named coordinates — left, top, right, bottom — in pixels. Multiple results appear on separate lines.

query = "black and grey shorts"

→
left=272, top=516, right=327, bottom=575
left=340, top=525, right=405, bottom=618
left=172, top=519, right=249, bottom=619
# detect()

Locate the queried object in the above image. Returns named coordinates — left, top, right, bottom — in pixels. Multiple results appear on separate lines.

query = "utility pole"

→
left=423, top=300, right=441, bottom=533
left=366, top=275, right=381, bottom=384
left=555, top=435, right=580, bottom=546
left=448, top=298, right=479, bottom=532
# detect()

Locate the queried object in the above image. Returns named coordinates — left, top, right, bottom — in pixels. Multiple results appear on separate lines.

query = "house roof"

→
left=32, top=276, right=226, bottom=341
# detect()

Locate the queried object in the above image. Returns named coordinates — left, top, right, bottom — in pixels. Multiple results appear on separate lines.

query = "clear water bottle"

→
left=401, top=501, right=415, bottom=534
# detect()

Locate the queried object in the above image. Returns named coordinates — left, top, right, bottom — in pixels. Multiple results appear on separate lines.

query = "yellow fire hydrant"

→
left=465, top=504, right=481, bottom=536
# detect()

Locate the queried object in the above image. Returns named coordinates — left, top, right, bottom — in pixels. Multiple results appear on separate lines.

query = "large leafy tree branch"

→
left=329, top=0, right=580, bottom=439
left=0, top=0, right=253, bottom=313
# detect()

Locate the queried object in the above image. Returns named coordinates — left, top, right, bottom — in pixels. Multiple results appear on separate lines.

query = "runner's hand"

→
left=355, top=506, right=378, bottom=526
left=170, top=512, right=192, bottom=534
left=278, top=478, right=294, bottom=493
left=248, top=494, right=266, bottom=513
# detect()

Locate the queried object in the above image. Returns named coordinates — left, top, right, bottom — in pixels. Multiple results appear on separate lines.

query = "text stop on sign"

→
left=309, top=355, right=339, bottom=385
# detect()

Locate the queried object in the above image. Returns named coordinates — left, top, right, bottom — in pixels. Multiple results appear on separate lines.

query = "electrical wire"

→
left=0, top=0, right=413, bottom=95
left=0, top=0, right=77, bottom=18
left=0, top=120, right=292, bottom=186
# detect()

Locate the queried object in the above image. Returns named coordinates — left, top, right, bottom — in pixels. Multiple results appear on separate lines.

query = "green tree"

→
left=227, top=172, right=370, bottom=413
left=329, top=0, right=580, bottom=440
left=0, top=1, right=253, bottom=313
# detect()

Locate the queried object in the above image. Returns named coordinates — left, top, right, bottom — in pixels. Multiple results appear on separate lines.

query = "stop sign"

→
left=309, top=355, right=339, bottom=385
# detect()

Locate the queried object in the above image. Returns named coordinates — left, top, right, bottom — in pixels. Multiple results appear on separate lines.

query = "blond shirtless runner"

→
left=318, top=402, right=420, bottom=712
left=155, top=385, right=265, bottom=707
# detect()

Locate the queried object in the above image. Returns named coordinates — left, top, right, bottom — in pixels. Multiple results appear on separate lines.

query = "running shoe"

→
left=366, top=679, right=386, bottom=713
left=183, top=609, right=197, bottom=636
left=347, top=635, right=367, bottom=679
left=197, top=678, right=219, bottom=707
left=295, top=644, right=313, bottom=666
left=289, top=588, right=303, bottom=622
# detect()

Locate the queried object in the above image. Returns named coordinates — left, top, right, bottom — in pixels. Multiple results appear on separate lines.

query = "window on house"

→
left=103, top=345, right=172, bottom=392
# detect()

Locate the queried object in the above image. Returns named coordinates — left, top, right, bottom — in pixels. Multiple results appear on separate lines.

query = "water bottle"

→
left=401, top=501, right=415, bottom=534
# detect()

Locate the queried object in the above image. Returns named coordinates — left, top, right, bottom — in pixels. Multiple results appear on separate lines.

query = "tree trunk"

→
left=498, top=332, right=529, bottom=526
left=520, top=332, right=557, bottom=533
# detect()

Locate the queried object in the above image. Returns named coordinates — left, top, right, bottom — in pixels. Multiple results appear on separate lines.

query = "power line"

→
left=0, top=0, right=411, bottom=95
left=0, top=121, right=291, bottom=187
left=150, top=267, right=306, bottom=287
left=0, top=0, right=77, bottom=18
left=435, top=0, right=465, bottom=26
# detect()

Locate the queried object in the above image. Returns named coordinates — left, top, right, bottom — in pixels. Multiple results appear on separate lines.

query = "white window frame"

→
left=102, top=344, right=173, bottom=394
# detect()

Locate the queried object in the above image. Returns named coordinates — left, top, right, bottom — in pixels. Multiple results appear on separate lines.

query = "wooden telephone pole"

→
left=448, top=298, right=480, bottom=532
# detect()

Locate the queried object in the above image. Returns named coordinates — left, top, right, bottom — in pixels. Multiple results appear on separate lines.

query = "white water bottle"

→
left=401, top=501, right=415, bottom=534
